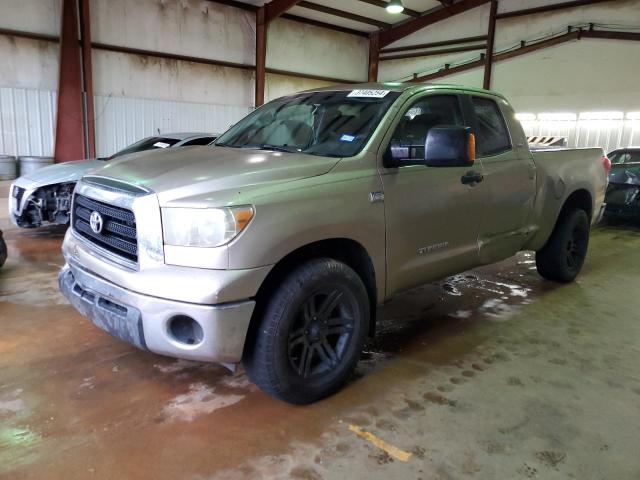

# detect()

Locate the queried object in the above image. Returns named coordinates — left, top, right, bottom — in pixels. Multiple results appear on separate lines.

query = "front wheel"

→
left=244, top=258, right=369, bottom=404
left=536, top=208, right=590, bottom=283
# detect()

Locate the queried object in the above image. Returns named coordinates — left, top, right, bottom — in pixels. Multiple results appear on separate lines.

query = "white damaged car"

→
left=9, top=133, right=216, bottom=228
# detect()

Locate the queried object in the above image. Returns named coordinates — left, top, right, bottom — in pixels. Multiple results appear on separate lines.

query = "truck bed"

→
left=524, top=147, right=607, bottom=251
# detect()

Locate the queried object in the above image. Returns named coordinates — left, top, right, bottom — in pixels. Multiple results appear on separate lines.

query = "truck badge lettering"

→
left=418, top=242, right=449, bottom=255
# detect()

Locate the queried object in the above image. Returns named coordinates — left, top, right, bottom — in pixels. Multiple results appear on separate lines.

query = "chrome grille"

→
left=73, top=194, right=138, bottom=262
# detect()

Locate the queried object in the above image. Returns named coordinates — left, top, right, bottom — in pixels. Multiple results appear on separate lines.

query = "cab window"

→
left=388, top=95, right=464, bottom=161
left=471, top=97, right=512, bottom=157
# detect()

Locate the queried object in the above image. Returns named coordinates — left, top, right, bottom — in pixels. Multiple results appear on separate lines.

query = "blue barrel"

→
left=19, top=156, right=54, bottom=177
left=0, top=155, right=17, bottom=180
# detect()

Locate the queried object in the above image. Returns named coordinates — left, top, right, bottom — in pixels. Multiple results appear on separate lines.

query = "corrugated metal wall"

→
left=4, top=87, right=637, bottom=158
left=94, top=94, right=252, bottom=157
left=0, top=86, right=57, bottom=157
left=520, top=118, right=639, bottom=153
left=0, top=88, right=252, bottom=158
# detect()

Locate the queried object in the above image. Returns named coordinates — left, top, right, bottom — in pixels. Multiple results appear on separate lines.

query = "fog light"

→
left=168, top=315, right=204, bottom=345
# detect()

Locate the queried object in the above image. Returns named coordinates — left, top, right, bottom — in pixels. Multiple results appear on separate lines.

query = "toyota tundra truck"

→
left=59, top=83, right=610, bottom=404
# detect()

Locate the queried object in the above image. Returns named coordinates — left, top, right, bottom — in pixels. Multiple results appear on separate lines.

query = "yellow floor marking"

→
left=348, top=424, right=412, bottom=462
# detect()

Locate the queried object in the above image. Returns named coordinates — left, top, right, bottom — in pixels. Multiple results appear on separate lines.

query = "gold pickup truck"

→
left=58, top=83, right=610, bottom=404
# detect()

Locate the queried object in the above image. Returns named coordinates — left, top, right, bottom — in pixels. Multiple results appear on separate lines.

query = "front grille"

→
left=72, top=194, right=138, bottom=263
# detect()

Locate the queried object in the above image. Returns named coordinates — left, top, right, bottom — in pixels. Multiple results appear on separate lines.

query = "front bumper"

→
left=8, top=178, right=37, bottom=227
left=59, top=262, right=256, bottom=363
left=603, top=206, right=640, bottom=220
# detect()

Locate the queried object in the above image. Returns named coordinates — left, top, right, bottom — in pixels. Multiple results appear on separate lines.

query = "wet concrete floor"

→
left=1, top=192, right=640, bottom=479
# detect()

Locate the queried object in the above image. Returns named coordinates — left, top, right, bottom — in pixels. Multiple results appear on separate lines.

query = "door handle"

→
left=461, top=171, right=484, bottom=185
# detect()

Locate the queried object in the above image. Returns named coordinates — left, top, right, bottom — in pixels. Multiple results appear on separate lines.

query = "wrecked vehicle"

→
left=9, top=133, right=216, bottom=228
left=604, top=161, right=640, bottom=222
left=59, top=83, right=609, bottom=404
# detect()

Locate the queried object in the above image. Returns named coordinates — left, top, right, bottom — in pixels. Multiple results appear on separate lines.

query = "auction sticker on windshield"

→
left=347, top=90, right=390, bottom=98
left=153, top=142, right=171, bottom=148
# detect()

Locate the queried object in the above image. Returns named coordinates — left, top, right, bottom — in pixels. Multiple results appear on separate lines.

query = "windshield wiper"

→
left=257, top=144, right=295, bottom=153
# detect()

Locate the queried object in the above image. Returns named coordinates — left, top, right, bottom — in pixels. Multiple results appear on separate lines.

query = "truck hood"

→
left=21, top=159, right=104, bottom=187
left=92, top=146, right=340, bottom=206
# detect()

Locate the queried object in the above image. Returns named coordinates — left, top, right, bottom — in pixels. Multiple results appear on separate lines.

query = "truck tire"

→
left=536, top=208, right=589, bottom=283
left=244, top=258, right=369, bottom=404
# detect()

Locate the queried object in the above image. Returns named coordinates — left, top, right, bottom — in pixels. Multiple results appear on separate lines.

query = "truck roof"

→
left=298, top=82, right=507, bottom=100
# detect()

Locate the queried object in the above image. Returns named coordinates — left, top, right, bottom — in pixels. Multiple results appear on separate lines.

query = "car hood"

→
left=91, top=146, right=341, bottom=206
left=21, top=159, right=104, bottom=187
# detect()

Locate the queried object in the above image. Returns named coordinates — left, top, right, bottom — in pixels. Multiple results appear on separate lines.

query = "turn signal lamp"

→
left=468, top=133, right=476, bottom=163
left=602, top=155, right=611, bottom=176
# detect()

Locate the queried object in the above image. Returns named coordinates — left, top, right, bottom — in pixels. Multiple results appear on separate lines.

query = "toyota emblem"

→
left=89, top=211, right=104, bottom=234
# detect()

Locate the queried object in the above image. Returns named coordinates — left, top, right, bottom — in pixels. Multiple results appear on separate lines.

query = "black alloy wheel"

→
left=244, top=258, right=369, bottom=404
left=288, top=288, right=355, bottom=379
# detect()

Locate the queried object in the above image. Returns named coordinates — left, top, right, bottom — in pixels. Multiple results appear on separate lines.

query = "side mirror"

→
left=424, top=126, right=475, bottom=167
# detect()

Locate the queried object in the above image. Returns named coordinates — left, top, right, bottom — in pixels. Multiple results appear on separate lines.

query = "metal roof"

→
left=218, top=0, right=453, bottom=35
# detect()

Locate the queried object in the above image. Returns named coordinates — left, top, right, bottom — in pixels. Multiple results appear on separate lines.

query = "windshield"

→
left=215, top=90, right=401, bottom=157
left=610, top=163, right=640, bottom=183
left=110, top=136, right=182, bottom=159
left=609, top=150, right=640, bottom=164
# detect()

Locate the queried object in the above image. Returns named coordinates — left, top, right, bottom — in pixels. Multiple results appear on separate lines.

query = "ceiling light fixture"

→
left=386, top=0, right=405, bottom=14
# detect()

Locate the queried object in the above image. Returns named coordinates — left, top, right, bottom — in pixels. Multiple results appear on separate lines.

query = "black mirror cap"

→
left=424, top=126, right=475, bottom=167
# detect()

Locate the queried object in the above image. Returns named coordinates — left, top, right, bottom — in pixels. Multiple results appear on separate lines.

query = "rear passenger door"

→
left=467, top=95, right=536, bottom=264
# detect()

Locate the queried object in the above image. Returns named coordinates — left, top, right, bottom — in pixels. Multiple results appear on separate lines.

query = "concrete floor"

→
left=1, top=184, right=639, bottom=479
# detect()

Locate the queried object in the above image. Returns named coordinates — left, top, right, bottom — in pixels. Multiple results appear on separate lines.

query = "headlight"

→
left=161, top=206, right=254, bottom=247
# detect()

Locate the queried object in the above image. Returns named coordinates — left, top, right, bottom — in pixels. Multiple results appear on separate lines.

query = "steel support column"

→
left=54, top=0, right=85, bottom=162
left=255, top=6, right=267, bottom=107
left=368, top=32, right=380, bottom=82
left=79, top=0, right=95, bottom=158
left=483, top=0, right=498, bottom=90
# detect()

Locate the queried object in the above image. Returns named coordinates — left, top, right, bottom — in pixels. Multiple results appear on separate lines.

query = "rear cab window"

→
left=471, top=96, right=512, bottom=157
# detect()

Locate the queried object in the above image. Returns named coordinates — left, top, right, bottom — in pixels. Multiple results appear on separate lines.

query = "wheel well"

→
left=244, top=239, right=378, bottom=357
left=561, top=189, right=593, bottom=219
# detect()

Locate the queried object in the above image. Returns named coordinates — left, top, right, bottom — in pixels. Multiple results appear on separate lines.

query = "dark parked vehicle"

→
left=604, top=160, right=640, bottom=222
left=0, top=229, right=6, bottom=268
left=608, top=147, right=640, bottom=165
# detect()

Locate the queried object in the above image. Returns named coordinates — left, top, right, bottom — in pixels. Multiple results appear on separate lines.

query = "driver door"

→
left=379, top=93, right=487, bottom=296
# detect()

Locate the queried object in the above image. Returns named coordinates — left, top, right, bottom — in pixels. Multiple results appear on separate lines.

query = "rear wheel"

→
left=536, top=208, right=590, bottom=283
left=244, top=258, right=369, bottom=404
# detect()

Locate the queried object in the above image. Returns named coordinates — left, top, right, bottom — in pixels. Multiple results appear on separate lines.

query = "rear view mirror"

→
left=424, top=126, right=475, bottom=167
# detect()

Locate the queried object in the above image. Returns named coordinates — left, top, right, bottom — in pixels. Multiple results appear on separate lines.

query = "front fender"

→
left=227, top=164, right=386, bottom=301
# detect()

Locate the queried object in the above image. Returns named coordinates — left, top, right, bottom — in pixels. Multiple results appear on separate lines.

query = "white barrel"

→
left=18, top=156, right=54, bottom=177
left=0, top=155, right=17, bottom=180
